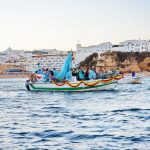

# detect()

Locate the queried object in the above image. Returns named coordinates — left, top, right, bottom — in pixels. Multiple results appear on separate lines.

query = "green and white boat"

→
left=26, top=79, right=118, bottom=92
left=25, top=52, right=118, bottom=92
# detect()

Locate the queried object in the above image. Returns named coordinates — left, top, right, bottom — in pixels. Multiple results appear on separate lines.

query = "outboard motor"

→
left=25, top=80, right=30, bottom=91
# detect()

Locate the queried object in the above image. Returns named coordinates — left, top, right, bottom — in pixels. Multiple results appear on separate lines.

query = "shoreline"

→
left=0, top=74, right=30, bottom=79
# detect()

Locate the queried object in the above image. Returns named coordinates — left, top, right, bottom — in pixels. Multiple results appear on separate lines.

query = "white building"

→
left=0, top=47, right=69, bottom=72
left=0, top=47, right=28, bottom=64
left=147, top=40, right=150, bottom=52
left=0, top=39, right=150, bottom=70
left=26, top=50, right=69, bottom=72
left=75, top=39, right=150, bottom=65
left=75, top=42, right=112, bottom=65
left=112, top=39, right=150, bottom=52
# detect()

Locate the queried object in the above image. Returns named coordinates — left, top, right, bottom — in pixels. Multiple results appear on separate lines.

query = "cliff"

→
left=80, top=51, right=150, bottom=72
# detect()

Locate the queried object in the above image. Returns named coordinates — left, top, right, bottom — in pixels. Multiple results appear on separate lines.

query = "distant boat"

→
left=119, top=74, right=143, bottom=84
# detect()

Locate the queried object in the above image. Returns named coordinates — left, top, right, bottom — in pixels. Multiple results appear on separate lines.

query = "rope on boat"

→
left=66, top=81, right=82, bottom=87
left=29, top=74, right=121, bottom=88
left=52, top=80, right=66, bottom=86
left=82, top=80, right=100, bottom=86
left=52, top=77, right=113, bottom=87
left=113, top=75, right=122, bottom=80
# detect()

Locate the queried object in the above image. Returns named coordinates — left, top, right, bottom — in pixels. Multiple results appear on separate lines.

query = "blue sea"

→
left=0, top=78, right=150, bottom=150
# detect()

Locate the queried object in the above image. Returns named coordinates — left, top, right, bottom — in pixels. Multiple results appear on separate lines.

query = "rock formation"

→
left=80, top=51, right=150, bottom=72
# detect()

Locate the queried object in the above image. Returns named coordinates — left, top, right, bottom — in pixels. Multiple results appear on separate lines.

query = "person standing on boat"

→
left=89, top=66, right=96, bottom=80
left=72, top=68, right=77, bottom=83
left=49, top=70, right=55, bottom=81
left=78, top=66, right=84, bottom=80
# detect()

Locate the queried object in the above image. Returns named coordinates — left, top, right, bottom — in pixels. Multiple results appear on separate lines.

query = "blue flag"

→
left=56, top=52, right=72, bottom=80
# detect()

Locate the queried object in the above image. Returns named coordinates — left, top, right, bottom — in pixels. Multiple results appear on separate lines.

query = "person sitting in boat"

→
left=66, top=68, right=72, bottom=81
left=36, top=68, right=43, bottom=74
left=84, top=67, right=90, bottom=80
left=52, top=68, right=58, bottom=78
left=78, top=66, right=85, bottom=80
left=120, top=71, right=124, bottom=78
left=96, top=66, right=105, bottom=78
left=34, top=68, right=44, bottom=81
left=50, top=70, right=55, bottom=81
left=89, top=66, right=96, bottom=80
left=29, top=74, right=37, bottom=82
left=42, top=68, right=50, bottom=82
left=112, top=67, right=120, bottom=76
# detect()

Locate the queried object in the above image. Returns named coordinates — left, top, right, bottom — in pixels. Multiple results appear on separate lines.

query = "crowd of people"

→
left=66, top=66, right=106, bottom=82
left=29, top=66, right=120, bottom=83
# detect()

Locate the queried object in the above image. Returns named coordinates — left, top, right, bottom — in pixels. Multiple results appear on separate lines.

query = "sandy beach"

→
left=0, top=73, right=30, bottom=79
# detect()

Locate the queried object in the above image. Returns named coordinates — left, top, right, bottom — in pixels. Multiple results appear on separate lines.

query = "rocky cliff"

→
left=80, top=51, right=150, bottom=72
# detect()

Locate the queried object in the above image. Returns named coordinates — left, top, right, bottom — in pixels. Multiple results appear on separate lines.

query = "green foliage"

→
left=79, top=51, right=150, bottom=68
left=115, top=51, right=150, bottom=64
left=115, top=51, right=130, bottom=62
left=80, top=53, right=98, bottom=68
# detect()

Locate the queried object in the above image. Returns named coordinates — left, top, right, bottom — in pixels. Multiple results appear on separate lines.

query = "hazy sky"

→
left=0, top=0, right=150, bottom=51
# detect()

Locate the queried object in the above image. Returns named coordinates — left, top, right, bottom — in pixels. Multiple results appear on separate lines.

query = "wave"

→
left=111, top=108, right=150, bottom=113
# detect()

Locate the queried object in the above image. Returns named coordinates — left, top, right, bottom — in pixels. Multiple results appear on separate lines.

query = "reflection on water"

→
left=0, top=78, right=150, bottom=149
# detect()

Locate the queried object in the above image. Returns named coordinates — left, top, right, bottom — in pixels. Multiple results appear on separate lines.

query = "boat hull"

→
left=27, top=80, right=118, bottom=92
left=119, top=76, right=143, bottom=84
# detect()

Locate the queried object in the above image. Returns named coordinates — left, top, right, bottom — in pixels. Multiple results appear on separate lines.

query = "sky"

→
left=0, top=0, right=150, bottom=51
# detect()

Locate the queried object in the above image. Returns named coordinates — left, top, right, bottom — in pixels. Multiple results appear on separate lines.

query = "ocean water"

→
left=0, top=78, right=150, bottom=150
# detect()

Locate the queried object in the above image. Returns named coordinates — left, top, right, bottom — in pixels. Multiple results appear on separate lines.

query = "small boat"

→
left=119, top=74, right=143, bottom=84
left=25, top=78, right=118, bottom=92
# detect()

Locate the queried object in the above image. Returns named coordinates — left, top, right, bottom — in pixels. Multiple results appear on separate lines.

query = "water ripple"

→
left=0, top=78, right=150, bottom=149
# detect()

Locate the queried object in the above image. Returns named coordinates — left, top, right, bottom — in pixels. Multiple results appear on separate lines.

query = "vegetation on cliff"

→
left=80, top=53, right=98, bottom=68
left=79, top=51, right=150, bottom=72
left=115, top=51, right=150, bottom=63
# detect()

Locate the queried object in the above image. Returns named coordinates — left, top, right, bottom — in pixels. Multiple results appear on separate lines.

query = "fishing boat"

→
left=25, top=78, right=118, bottom=92
left=25, top=52, right=119, bottom=92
